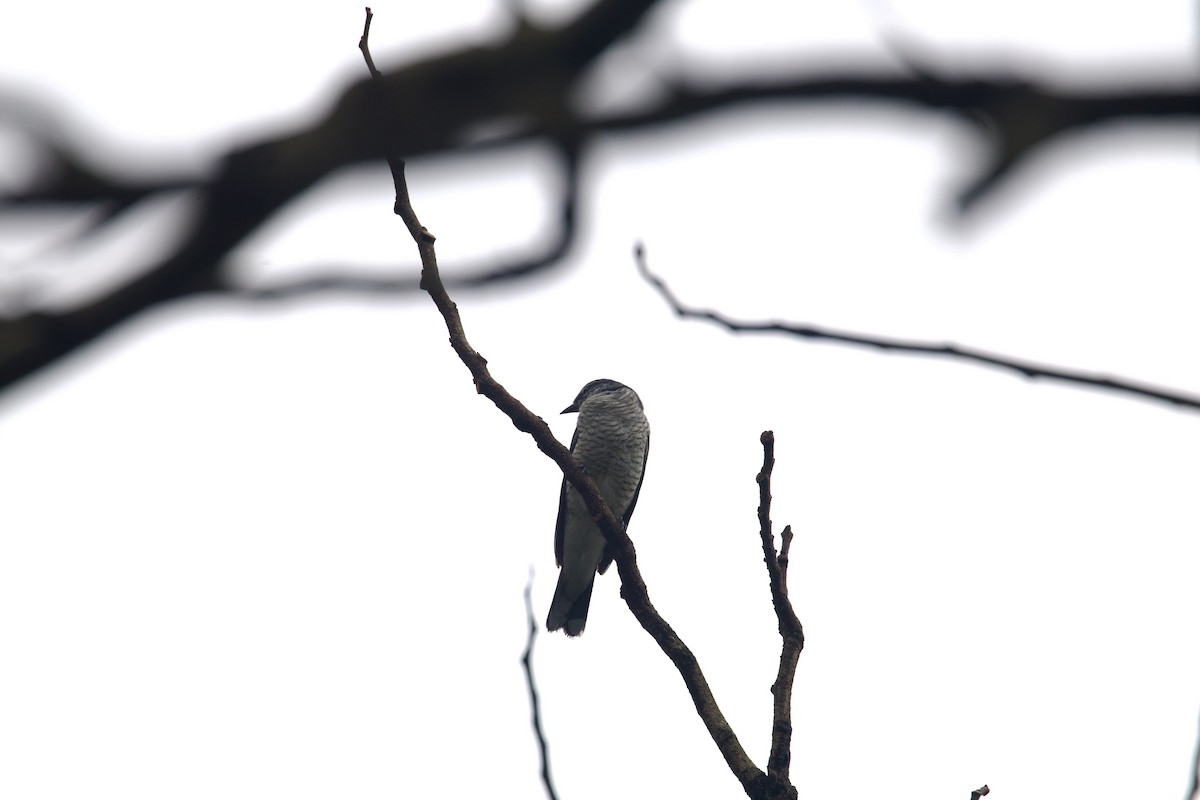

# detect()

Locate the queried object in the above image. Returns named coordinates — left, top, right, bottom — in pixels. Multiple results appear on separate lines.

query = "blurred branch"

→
left=755, top=432, right=805, bottom=781
left=228, top=141, right=581, bottom=301
left=635, top=244, right=1200, bottom=413
left=521, top=572, right=560, bottom=800
left=970, top=786, right=991, bottom=800
left=1, top=0, right=1196, bottom=397
left=588, top=74, right=1198, bottom=213
left=0, top=0, right=650, bottom=394
left=0, top=89, right=201, bottom=211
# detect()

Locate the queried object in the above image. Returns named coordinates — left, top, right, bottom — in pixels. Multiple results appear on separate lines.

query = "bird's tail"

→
left=546, top=573, right=596, bottom=637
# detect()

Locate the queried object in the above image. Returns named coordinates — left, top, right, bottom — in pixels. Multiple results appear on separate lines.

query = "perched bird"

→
left=546, top=379, right=650, bottom=636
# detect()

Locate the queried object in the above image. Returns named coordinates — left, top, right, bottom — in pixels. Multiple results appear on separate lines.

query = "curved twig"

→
left=521, top=571, right=560, bottom=800
left=635, top=243, right=1200, bottom=412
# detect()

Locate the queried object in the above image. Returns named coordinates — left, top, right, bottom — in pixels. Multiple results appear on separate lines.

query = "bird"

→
left=546, top=379, right=650, bottom=637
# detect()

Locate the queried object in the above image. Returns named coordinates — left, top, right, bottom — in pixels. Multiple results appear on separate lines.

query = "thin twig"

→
left=756, top=432, right=804, bottom=780
left=635, top=243, right=1200, bottom=413
left=778, top=525, right=793, bottom=573
left=358, top=7, right=382, bottom=79
left=522, top=572, right=560, bottom=800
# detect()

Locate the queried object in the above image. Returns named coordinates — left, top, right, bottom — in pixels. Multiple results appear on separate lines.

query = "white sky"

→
left=1, top=2, right=1198, bottom=800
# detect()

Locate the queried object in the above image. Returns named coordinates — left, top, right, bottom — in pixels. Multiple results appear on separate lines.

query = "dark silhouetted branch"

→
left=398, top=151, right=783, bottom=799
left=521, top=572, right=560, bottom=800
left=635, top=243, right=1200, bottom=413
left=227, top=138, right=581, bottom=302
left=387, top=94, right=776, bottom=800
left=363, top=14, right=793, bottom=798
left=2, top=0, right=1195, bottom=399
left=589, top=75, right=1198, bottom=213
left=755, top=432, right=804, bottom=782
left=0, top=0, right=648, bottom=394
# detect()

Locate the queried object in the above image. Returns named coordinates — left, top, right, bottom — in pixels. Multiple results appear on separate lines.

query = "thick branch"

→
left=0, top=0, right=647, bottom=395
left=226, top=139, right=582, bottom=301
left=589, top=75, right=1198, bottom=212
left=2, top=25, right=1195, bottom=395
left=635, top=244, right=1200, bottom=413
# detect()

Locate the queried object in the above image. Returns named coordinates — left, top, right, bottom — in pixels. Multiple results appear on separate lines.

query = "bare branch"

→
left=521, top=573, right=560, bottom=800
left=635, top=243, right=1200, bottom=413
left=970, top=786, right=991, bottom=800
left=358, top=13, right=796, bottom=799
left=778, top=525, right=794, bottom=572
left=397, top=120, right=773, bottom=800
left=358, top=7, right=383, bottom=80
left=755, top=432, right=804, bottom=781
left=358, top=11, right=776, bottom=798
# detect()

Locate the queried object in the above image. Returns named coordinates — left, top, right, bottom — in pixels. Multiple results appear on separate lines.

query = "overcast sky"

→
left=1, top=2, right=1198, bottom=800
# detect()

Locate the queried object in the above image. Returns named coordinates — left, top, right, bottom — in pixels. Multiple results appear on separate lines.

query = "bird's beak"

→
left=561, top=403, right=579, bottom=414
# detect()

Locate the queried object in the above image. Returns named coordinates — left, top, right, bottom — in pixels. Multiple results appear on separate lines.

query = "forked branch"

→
left=358, top=10, right=784, bottom=800
left=755, top=431, right=805, bottom=780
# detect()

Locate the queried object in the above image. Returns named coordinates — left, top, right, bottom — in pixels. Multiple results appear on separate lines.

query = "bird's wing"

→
left=597, top=430, right=649, bottom=575
left=553, top=475, right=569, bottom=568
left=553, top=425, right=582, bottom=567
left=621, top=429, right=650, bottom=527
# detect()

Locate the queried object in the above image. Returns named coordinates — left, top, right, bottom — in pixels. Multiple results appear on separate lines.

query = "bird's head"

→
left=562, top=378, right=641, bottom=413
